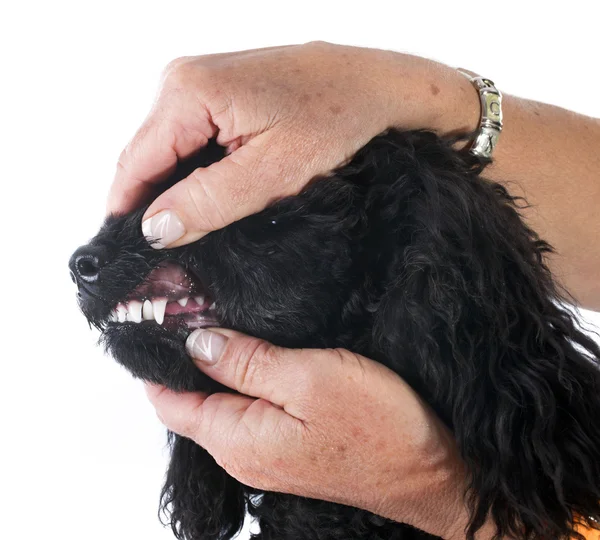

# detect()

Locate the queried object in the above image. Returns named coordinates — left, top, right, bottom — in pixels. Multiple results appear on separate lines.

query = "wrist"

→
left=372, top=49, right=480, bottom=136
left=377, top=426, right=502, bottom=539
left=370, top=413, right=469, bottom=537
left=400, top=472, right=503, bottom=540
left=404, top=459, right=471, bottom=538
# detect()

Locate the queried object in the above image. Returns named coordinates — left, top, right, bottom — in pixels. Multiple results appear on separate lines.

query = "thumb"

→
left=140, top=132, right=304, bottom=248
left=144, top=325, right=315, bottom=455
left=184, top=328, right=322, bottom=420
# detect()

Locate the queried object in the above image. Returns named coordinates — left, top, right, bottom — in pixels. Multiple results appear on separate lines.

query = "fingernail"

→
left=186, top=329, right=228, bottom=365
left=142, top=210, right=186, bottom=249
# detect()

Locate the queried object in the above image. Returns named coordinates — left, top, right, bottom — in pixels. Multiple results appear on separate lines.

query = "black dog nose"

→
left=69, top=245, right=108, bottom=287
left=75, top=255, right=101, bottom=281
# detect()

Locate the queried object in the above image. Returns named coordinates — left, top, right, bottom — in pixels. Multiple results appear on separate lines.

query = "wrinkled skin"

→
left=70, top=130, right=600, bottom=540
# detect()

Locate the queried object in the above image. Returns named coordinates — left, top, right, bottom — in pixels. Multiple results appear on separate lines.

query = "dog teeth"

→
left=152, top=298, right=168, bottom=325
left=209, top=302, right=216, bottom=310
left=127, top=300, right=143, bottom=323
left=142, top=299, right=153, bottom=320
left=113, top=295, right=207, bottom=325
left=116, top=304, right=127, bottom=323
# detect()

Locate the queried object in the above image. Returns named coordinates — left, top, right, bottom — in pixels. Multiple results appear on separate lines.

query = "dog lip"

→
left=125, top=261, right=201, bottom=301
left=77, top=282, right=102, bottom=300
left=101, top=261, right=218, bottom=329
left=105, top=309, right=220, bottom=334
left=108, top=298, right=218, bottom=326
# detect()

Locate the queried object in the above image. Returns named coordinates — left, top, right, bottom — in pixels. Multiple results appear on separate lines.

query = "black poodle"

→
left=69, top=130, right=600, bottom=539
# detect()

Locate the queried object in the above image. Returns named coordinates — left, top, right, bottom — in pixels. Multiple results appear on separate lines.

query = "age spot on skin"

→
left=430, top=83, right=440, bottom=96
left=329, top=105, right=343, bottom=115
left=351, top=427, right=363, bottom=438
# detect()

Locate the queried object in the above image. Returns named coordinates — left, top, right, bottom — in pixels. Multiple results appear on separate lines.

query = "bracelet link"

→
left=457, top=71, right=503, bottom=160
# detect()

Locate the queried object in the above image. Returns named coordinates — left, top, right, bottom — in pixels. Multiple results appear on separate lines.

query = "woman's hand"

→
left=145, top=328, right=484, bottom=539
left=107, top=40, right=600, bottom=305
left=108, top=42, right=476, bottom=248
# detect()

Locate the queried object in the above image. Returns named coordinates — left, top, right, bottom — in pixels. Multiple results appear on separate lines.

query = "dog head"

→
left=69, top=140, right=373, bottom=392
left=70, top=130, right=600, bottom=539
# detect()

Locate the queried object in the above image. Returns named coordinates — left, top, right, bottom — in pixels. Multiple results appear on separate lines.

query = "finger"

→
left=140, top=131, right=305, bottom=248
left=144, top=382, right=208, bottom=427
left=107, top=108, right=217, bottom=216
left=184, top=328, right=319, bottom=418
left=144, top=383, right=294, bottom=456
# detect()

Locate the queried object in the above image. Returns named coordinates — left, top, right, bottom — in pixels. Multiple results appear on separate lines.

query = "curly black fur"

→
left=70, top=130, right=600, bottom=539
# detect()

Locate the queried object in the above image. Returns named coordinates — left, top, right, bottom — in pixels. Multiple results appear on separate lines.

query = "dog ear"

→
left=160, top=432, right=246, bottom=540
left=369, top=131, right=600, bottom=539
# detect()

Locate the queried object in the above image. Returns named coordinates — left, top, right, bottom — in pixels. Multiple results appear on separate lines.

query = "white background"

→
left=1, top=1, right=599, bottom=539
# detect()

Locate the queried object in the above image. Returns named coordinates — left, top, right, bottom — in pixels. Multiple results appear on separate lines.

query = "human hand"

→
left=108, top=42, right=476, bottom=248
left=145, top=328, right=480, bottom=539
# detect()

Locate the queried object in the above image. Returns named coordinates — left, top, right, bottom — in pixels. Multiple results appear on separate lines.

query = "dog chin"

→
left=100, top=322, right=221, bottom=392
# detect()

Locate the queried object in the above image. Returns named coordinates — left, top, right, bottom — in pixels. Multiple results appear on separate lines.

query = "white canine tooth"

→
left=152, top=298, right=168, bottom=325
left=116, top=304, right=127, bottom=323
left=142, top=299, right=153, bottom=321
left=194, top=295, right=205, bottom=306
left=177, top=297, right=189, bottom=307
left=209, top=302, right=216, bottom=310
left=127, top=300, right=143, bottom=323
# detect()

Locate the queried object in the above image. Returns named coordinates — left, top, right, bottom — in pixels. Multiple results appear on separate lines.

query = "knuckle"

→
left=220, top=460, right=264, bottom=489
left=162, top=58, right=214, bottom=91
left=116, top=123, right=154, bottom=176
left=305, top=40, right=332, bottom=50
left=216, top=455, right=245, bottom=481
left=186, top=174, right=229, bottom=231
left=115, top=154, right=128, bottom=180
left=115, top=151, right=136, bottom=183
left=172, top=395, right=220, bottom=443
left=115, top=144, right=133, bottom=176
left=332, top=347, right=364, bottom=370
left=161, top=56, right=192, bottom=81
left=164, top=56, right=190, bottom=71
left=215, top=441, right=265, bottom=487
left=296, top=360, right=323, bottom=397
left=298, top=349, right=364, bottom=396
left=116, top=146, right=128, bottom=165
left=332, top=348, right=371, bottom=393
left=176, top=404, right=205, bottom=441
left=233, top=340, right=278, bottom=395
